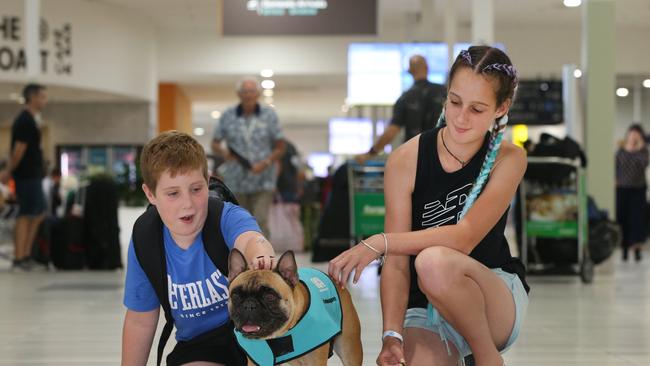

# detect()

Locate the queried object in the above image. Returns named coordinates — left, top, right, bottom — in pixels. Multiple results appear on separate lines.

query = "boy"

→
left=122, top=131, right=275, bottom=366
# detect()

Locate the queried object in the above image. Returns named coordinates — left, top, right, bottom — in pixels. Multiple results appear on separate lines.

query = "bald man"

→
left=212, top=77, right=286, bottom=236
left=356, top=55, right=445, bottom=164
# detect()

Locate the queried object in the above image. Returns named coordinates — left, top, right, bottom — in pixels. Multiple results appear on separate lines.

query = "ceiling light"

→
left=263, top=89, right=274, bottom=97
left=616, top=88, right=629, bottom=97
left=211, top=110, right=221, bottom=119
left=260, top=69, right=274, bottom=78
left=261, top=79, right=275, bottom=89
left=643, top=79, right=650, bottom=88
left=573, top=69, right=582, bottom=78
left=193, top=127, right=205, bottom=136
left=264, top=96, right=274, bottom=104
left=563, top=0, right=581, bottom=8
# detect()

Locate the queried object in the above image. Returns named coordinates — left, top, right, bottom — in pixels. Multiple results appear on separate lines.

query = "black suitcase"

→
left=84, top=176, right=122, bottom=270
left=311, top=163, right=352, bottom=262
left=51, top=216, right=86, bottom=270
left=31, top=218, right=53, bottom=266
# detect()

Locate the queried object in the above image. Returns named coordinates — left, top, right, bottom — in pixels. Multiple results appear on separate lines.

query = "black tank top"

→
left=407, top=127, right=529, bottom=309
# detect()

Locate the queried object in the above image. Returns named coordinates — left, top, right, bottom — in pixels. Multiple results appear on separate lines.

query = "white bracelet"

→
left=382, top=330, right=403, bottom=344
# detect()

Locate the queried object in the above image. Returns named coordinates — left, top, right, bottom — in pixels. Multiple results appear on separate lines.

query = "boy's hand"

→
left=244, top=234, right=276, bottom=270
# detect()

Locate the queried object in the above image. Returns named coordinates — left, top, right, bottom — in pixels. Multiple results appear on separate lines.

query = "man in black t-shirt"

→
left=0, top=84, right=48, bottom=271
left=356, top=55, right=446, bottom=164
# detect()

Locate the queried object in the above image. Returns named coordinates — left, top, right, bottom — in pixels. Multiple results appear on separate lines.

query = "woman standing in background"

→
left=616, top=124, right=648, bottom=262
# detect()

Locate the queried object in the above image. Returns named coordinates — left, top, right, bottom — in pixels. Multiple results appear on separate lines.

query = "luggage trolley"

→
left=348, top=160, right=386, bottom=244
left=520, top=156, right=594, bottom=283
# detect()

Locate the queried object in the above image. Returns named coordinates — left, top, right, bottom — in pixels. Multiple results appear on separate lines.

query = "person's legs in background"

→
left=236, top=193, right=252, bottom=214
left=12, top=178, right=46, bottom=271
left=249, top=191, right=274, bottom=238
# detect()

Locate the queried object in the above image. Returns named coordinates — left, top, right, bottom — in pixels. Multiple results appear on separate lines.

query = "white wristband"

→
left=382, top=330, right=403, bottom=344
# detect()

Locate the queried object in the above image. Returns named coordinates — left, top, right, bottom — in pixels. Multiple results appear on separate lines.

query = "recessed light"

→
left=616, top=87, right=629, bottom=97
left=563, top=0, right=581, bottom=8
left=261, top=79, right=275, bottom=89
left=193, top=127, right=205, bottom=136
left=260, top=69, right=274, bottom=78
left=263, top=89, right=274, bottom=97
left=211, top=110, right=221, bottom=119
left=573, top=69, right=582, bottom=78
left=643, top=79, right=650, bottom=88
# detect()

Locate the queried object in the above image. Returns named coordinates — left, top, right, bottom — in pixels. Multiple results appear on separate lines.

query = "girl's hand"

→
left=376, top=337, right=406, bottom=366
left=328, top=234, right=383, bottom=288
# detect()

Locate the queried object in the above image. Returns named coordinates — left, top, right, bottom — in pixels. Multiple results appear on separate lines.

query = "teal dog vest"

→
left=234, top=268, right=343, bottom=366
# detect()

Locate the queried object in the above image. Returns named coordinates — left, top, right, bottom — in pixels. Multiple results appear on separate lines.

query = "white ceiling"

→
left=4, top=0, right=650, bottom=124
left=93, top=0, right=650, bottom=30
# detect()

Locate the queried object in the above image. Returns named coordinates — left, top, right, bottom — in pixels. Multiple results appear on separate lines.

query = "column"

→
left=25, top=0, right=40, bottom=78
left=158, top=83, right=192, bottom=133
left=582, top=0, right=616, bottom=217
left=471, top=0, right=494, bottom=46
left=632, top=77, right=642, bottom=123
left=444, top=0, right=458, bottom=66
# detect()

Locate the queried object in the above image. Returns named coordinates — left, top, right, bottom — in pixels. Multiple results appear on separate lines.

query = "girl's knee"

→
left=415, top=247, right=460, bottom=296
left=414, top=247, right=455, bottom=273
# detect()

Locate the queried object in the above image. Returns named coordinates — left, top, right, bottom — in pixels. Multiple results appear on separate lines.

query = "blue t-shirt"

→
left=123, top=202, right=261, bottom=341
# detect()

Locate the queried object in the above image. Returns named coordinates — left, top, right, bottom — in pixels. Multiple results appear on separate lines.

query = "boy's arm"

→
left=121, top=308, right=159, bottom=366
left=233, top=231, right=276, bottom=269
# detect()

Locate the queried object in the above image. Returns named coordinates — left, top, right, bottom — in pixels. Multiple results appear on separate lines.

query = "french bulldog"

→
left=228, top=249, right=362, bottom=366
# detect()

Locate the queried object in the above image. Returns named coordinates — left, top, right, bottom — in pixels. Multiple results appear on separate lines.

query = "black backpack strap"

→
left=132, top=205, right=174, bottom=366
left=203, top=198, right=229, bottom=275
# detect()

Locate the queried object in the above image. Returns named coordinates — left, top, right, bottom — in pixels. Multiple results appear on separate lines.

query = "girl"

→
left=329, top=46, right=529, bottom=366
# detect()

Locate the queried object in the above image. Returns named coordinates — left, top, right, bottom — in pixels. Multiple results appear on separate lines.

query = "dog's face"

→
left=227, top=249, right=301, bottom=339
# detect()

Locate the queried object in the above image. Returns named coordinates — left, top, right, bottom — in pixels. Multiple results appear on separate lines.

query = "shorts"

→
left=166, top=322, right=247, bottom=366
left=15, top=178, right=46, bottom=216
left=404, top=268, right=529, bottom=363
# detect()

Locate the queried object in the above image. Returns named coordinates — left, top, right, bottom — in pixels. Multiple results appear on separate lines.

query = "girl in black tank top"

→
left=408, top=127, right=528, bottom=309
left=328, top=46, right=529, bottom=366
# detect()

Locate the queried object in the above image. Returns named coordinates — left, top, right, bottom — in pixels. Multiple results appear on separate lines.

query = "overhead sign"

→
left=0, top=15, right=73, bottom=75
left=509, top=80, right=564, bottom=125
left=223, top=0, right=377, bottom=35
left=246, top=0, right=328, bottom=16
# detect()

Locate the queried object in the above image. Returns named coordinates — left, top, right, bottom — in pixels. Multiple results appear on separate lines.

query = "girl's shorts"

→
left=404, top=268, right=528, bottom=364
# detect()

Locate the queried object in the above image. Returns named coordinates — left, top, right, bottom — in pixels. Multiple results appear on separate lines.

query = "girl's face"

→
left=445, top=67, right=510, bottom=144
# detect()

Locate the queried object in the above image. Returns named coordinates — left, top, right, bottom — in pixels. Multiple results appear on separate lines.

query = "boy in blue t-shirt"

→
left=122, top=131, right=275, bottom=366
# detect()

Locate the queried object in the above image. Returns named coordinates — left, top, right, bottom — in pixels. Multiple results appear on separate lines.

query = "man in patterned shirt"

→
left=211, top=77, right=286, bottom=236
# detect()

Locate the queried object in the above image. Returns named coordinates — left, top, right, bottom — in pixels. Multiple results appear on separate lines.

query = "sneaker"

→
left=10, top=259, right=31, bottom=272
left=24, top=258, right=49, bottom=271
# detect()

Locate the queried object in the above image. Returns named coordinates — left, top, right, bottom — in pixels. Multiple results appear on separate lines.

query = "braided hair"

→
left=436, top=46, right=518, bottom=220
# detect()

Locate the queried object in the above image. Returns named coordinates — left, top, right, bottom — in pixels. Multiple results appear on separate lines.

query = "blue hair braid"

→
left=459, top=123, right=506, bottom=220
left=436, top=108, right=446, bottom=128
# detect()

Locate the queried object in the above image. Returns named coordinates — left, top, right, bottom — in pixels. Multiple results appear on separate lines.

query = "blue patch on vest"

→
left=234, top=268, right=343, bottom=366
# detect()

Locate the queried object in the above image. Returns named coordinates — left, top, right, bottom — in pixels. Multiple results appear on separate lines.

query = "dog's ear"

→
left=275, top=251, right=299, bottom=287
left=228, top=248, right=248, bottom=283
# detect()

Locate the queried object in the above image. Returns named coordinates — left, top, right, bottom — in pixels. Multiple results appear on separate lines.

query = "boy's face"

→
left=142, top=168, right=209, bottom=243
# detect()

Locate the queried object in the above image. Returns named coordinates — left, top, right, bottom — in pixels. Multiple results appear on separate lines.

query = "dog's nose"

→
left=243, top=298, right=258, bottom=311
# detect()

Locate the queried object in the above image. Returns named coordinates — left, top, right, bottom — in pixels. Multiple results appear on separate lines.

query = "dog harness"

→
left=234, top=268, right=343, bottom=366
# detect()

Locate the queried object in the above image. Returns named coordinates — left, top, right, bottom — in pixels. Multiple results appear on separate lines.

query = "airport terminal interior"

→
left=1, top=0, right=650, bottom=365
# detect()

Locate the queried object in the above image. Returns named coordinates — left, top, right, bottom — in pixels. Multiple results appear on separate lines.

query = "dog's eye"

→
left=263, top=292, right=277, bottom=302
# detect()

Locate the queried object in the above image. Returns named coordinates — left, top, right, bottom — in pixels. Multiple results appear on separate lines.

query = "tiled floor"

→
left=0, top=207, right=648, bottom=365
